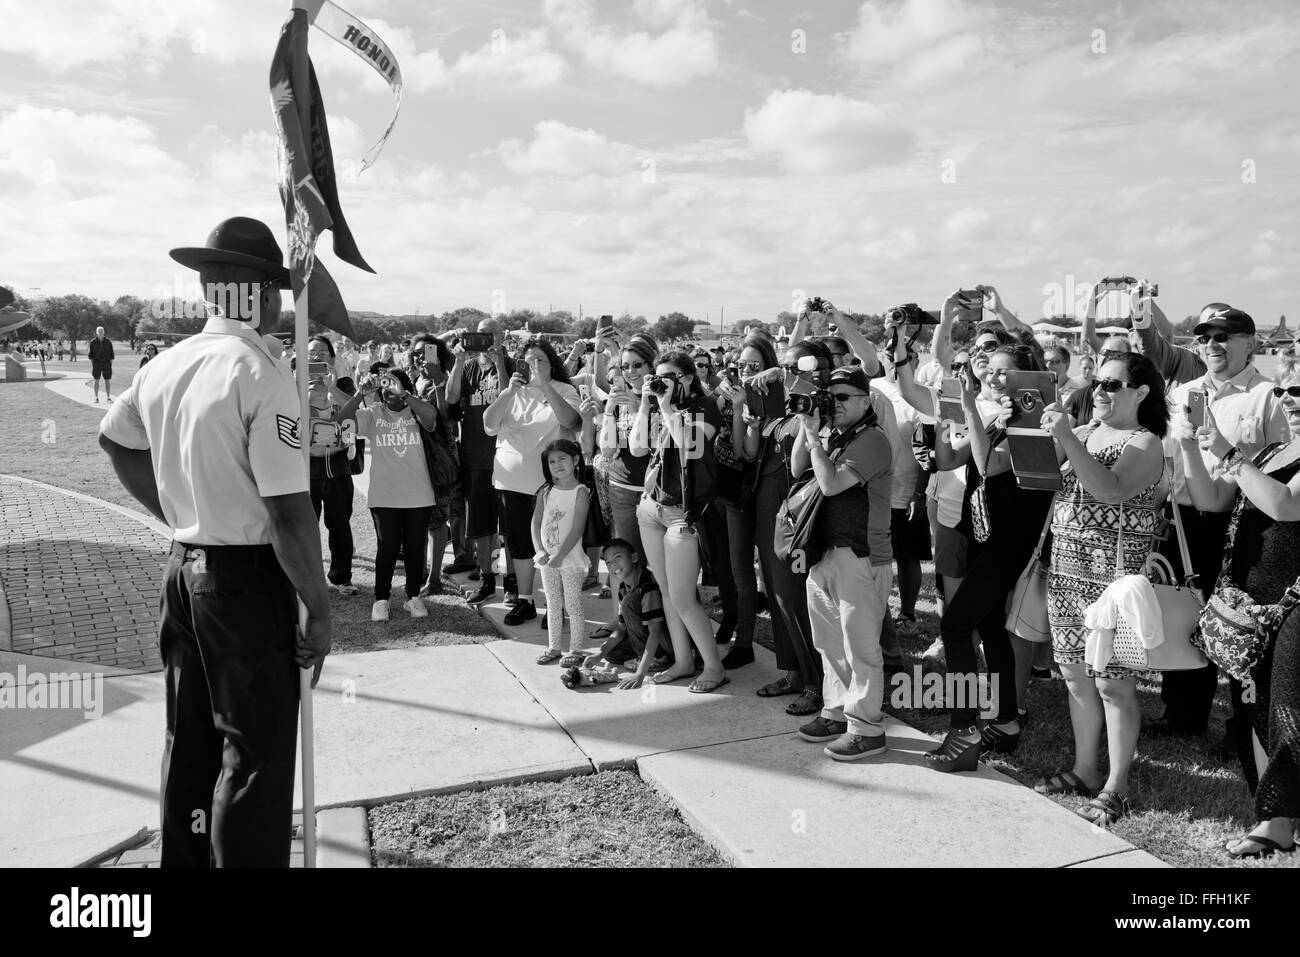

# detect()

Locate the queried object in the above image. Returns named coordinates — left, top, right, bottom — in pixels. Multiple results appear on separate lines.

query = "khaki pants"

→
left=807, top=547, right=892, bottom=736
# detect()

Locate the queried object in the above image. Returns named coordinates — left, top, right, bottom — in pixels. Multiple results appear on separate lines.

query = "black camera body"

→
left=787, top=390, right=833, bottom=417
left=805, top=296, right=826, bottom=314
left=584, top=339, right=596, bottom=353
left=645, top=375, right=672, bottom=397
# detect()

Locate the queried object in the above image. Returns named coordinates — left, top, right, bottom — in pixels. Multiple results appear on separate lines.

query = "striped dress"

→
left=1048, top=425, right=1160, bottom=679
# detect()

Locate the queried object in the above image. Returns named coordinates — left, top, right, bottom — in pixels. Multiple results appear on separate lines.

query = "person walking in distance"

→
left=88, top=325, right=115, bottom=403
left=98, top=217, right=331, bottom=867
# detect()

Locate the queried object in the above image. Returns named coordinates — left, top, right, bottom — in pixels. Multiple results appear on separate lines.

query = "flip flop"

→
left=689, top=675, right=731, bottom=694
left=756, top=676, right=800, bottom=698
left=536, top=649, right=562, bottom=665
left=559, top=653, right=584, bottom=668
left=590, top=627, right=615, bottom=641
left=650, top=670, right=692, bottom=685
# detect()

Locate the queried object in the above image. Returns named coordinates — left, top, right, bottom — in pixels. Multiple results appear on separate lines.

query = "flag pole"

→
left=290, top=0, right=317, bottom=871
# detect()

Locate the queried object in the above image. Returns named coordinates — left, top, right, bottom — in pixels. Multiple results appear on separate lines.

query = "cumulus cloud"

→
left=743, top=90, right=916, bottom=174
left=493, top=121, right=641, bottom=177
left=844, top=0, right=991, bottom=81
left=544, top=0, right=719, bottom=87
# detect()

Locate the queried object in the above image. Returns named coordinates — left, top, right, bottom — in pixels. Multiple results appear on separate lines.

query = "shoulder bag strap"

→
left=1033, top=495, right=1055, bottom=562
left=1166, top=460, right=1197, bottom=590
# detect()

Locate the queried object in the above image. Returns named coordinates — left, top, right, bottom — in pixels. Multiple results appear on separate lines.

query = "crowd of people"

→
left=281, top=283, right=1299, bottom=858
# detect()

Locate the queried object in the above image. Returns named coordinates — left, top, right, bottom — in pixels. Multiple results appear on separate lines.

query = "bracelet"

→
left=1221, top=447, right=1246, bottom=477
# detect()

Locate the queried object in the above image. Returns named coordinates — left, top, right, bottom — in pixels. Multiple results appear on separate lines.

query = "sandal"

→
left=756, top=676, right=800, bottom=698
left=689, top=675, right=731, bottom=694
left=559, top=653, right=584, bottom=668
left=650, top=670, right=692, bottom=685
left=1034, top=770, right=1096, bottom=798
left=536, top=649, right=562, bottom=665
left=785, top=690, right=823, bottom=716
left=1225, top=835, right=1297, bottom=860
left=1076, top=789, right=1130, bottom=827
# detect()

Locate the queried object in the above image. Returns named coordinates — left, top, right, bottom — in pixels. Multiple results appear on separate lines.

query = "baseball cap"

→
left=827, top=367, right=873, bottom=394
left=1193, top=307, right=1255, bottom=337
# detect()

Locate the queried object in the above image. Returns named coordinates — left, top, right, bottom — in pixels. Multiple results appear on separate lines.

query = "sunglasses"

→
left=829, top=391, right=868, bottom=403
left=1094, top=378, right=1136, bottom=393
left=619, top=361, right=647, bottom=371
left=694, top=361, right=711, bottom=368
left=1272, top=386, right=1300, bottom=398
left=739, top=360, right=764, bottom=372
left=949, top=362, right=966, bottom=372
left=973, top=340, right=1000, bottom=354
left=1195, top=332, right=1233, bottom=345
left=656, top=371, right=682, bottom=382
left=1100, top=349, right=1127, bottom=360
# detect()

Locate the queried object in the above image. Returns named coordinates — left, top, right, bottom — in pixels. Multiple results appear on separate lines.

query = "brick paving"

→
left=0, top=475, right=167, bottom=672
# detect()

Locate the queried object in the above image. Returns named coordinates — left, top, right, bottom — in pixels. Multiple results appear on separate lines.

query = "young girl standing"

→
left=533, top=439, right=591, bottom=666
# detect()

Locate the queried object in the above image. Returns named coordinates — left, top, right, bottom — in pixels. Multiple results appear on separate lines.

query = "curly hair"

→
left=516, top=337, right=574, bottom=386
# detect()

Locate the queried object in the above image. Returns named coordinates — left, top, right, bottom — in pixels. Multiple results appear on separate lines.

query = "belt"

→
left=171, top=541, right=278, bottom=568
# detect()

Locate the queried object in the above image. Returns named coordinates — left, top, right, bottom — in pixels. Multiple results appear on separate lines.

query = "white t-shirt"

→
left=488, top=382, right=582, bottom=495
left=872, top=379, right=929, bottom=510
left=355, top=403, right=436, bottom=509
left=933, top=394, right=1004, bottom=528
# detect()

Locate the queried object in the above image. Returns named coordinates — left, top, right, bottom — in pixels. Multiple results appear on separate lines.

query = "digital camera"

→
left=645, top=375, right=673, bottom=397
left=804, top=297, right=826, bottom=314
left=376, top=372, right=400, bottom=396
left=787, top=390, right=833, bottom=417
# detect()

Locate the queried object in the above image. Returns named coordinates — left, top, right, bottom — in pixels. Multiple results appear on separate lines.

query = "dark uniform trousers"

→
left=1157, top=506, right=1234, bottom=732
left=159, top=542, right=300, bottom=867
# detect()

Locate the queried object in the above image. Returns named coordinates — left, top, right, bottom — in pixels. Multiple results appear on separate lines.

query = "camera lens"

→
left=787, top=394, right=810, bottom=415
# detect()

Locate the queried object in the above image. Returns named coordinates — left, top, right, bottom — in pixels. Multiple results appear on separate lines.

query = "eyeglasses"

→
left=829, top=391, right=867, bottom=403
left=619, top=361, right=647, bottom=371
left=1272, top=386, right=1300, bottom=398
left=1195, top=332, right=1232, bottom=345
left=973, top=340, right=1000, bottom=354
left=1094, top=378, right=1136, bottom=393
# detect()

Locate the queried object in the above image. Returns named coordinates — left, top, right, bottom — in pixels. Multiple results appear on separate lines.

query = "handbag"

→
left=1194, top=446, right=1300, bottom=680
left=417, top=418, right=459, bottom=490
left=1109, top=495, right=1209, bottom=671
left=578, top=464, right=609, bottom=550
left=1005, top=501, right=1054, bottom=643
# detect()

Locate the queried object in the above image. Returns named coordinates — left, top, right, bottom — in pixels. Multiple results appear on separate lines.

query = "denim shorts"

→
left=636, top=496, right=697, bottom=535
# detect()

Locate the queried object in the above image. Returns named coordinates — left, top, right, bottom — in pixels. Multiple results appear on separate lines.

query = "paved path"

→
left=0, top=475, right=167, bottom=672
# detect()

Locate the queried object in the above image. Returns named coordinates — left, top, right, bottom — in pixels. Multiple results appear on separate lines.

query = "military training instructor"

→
left=98, top=216, right=332, bottom=867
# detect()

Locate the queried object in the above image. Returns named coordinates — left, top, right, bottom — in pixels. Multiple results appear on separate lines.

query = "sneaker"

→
left=443, top=558, right=476, bottom=575
left=798, top=716, right=848, bottom=743
left=825, top=732, right=888, bottom=761
left=503, top=599, right=537, bottom=626
left=503, top=573, right=519, bottom=601
left=403, top=597, right=428, bottom=618
left=465, top=575, right=496, bottom=606
left=371, top=599, right=390, bottom=622
left=334, top=582, right=358, bottom=597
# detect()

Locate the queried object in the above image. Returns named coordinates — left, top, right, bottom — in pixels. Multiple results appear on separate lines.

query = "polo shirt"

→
left=1166, top=364, right=1289, bottom=509
left=99, top=315, right=308, bottom=545
left=617, top=567, right=665, bottom=652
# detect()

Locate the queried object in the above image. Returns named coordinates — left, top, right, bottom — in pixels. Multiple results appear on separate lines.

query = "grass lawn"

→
left=368, top=769, right=727, bottom=868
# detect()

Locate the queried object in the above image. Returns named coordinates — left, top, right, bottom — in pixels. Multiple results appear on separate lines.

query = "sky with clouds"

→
left=2, top=0, right=1297, bottom=327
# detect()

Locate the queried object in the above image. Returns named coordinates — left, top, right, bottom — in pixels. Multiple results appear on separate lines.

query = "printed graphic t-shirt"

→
left=355, top=403, right=436, bottom=509
left=457, top=357, right=514, bottom=471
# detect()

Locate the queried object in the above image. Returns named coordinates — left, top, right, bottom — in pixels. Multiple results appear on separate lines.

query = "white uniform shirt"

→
left=872, top=378, right=928, bottom=510
left=100, top=316, right=309, bottom=545
left=1166, top=364, right=1289, bottom=510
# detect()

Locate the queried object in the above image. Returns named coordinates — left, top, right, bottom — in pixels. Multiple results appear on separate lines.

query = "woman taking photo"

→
left=339, top=368, right=442, bottom=621
left=742, top=337, right=831, bottom=717
left=924, top=344, right=1054, bottom=772
left=483, top=337, right=583, bottom=626
left=631, top=350, right=727, bottom=692
left=1034, top=354, right=1167, bottom=827
left=1178, top=356, right=1300, bottom=858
